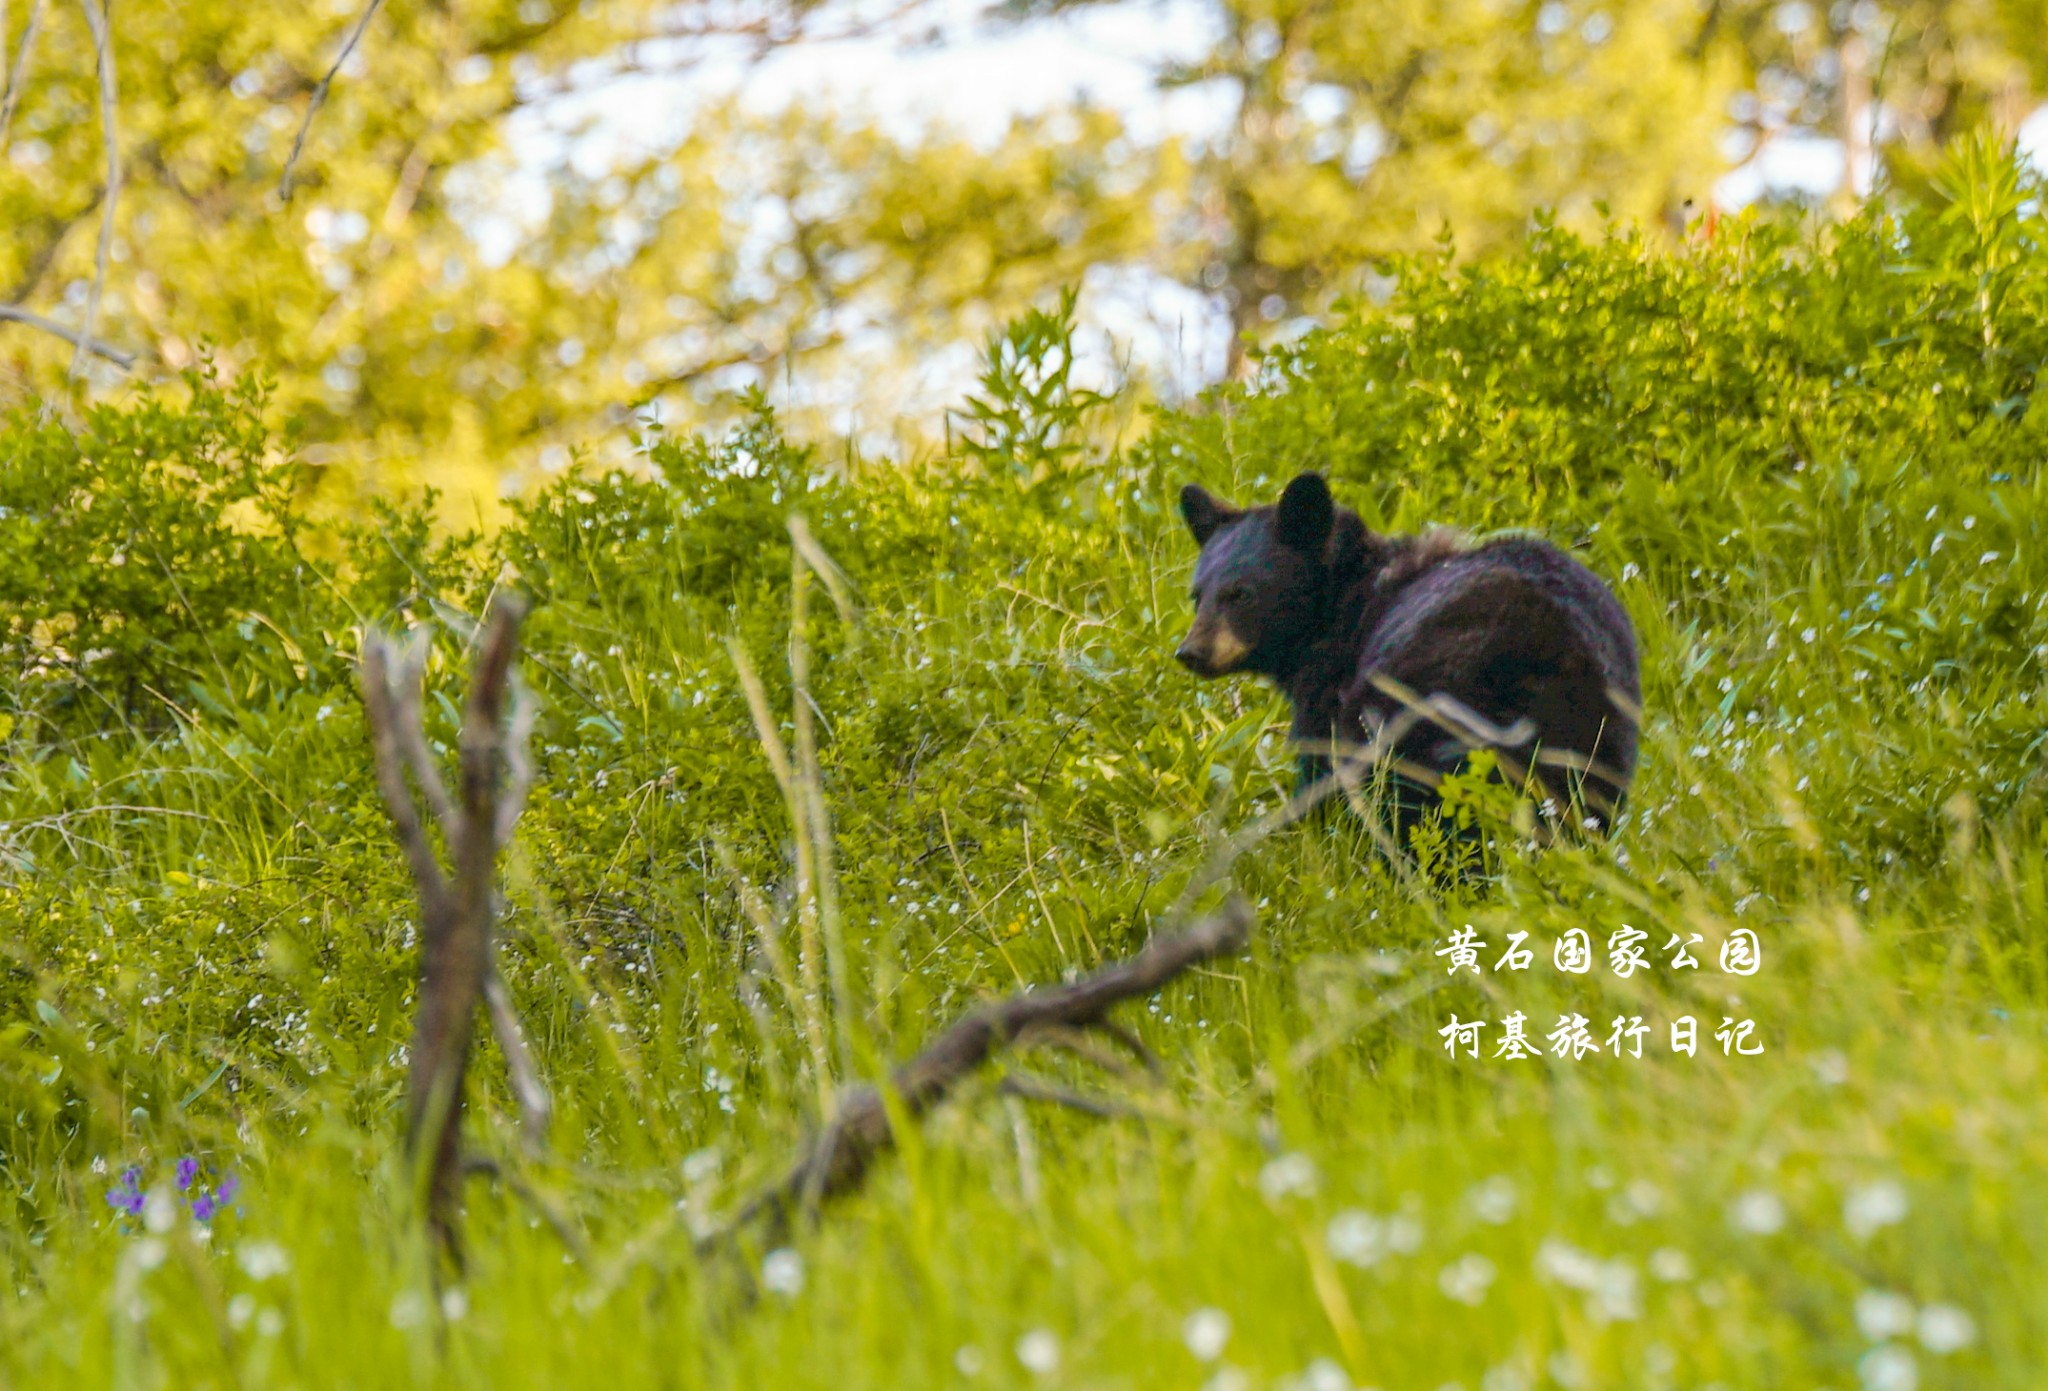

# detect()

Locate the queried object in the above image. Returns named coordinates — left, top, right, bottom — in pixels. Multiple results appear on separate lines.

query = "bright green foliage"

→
left=0, top=3, right=1173, bottom=500
left=1, top=147, right=2047, bottom=1387
left=2, top=2, right=2043, bottom=503
left=953, top=288, right=1113, bottom=488
left=1710, top=0, right=2048, bottom=198
left=1145, top=0, right=1733, bottom=362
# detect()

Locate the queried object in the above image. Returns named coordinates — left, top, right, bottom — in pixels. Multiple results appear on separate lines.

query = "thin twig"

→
left=361, top=638, right=450, bottom=915
left=1015, top=1019, right=1164, bottom=1080
left=484, top=961, right=551, bottom=1151
left=1082, top=1017, right=1167, bottom=1077
left=1014, top=1022, right=1144, bottom=1081
left=278, top=0, right=386, bottom=204
left=494, top=678, right=537, bottom=848
left=0, top=0, right=44, bottom=151
left=461, top=1156, right=589, bottom=1265
left=995, top=1073, right=1144, bottom=1120
left=69, top=0, right=116, bottom=395
left=387, top=634, right=459, bottom=836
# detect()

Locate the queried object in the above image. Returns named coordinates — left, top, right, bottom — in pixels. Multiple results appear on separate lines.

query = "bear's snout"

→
left=1175, top=615, right=1249, bottom=677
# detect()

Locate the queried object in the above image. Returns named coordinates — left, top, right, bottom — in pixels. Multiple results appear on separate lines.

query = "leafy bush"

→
left=0, top=373, right=313, bottom=719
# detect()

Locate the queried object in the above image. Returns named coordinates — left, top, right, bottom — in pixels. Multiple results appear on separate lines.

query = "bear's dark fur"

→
left=1175, top=472, right=1640, bottom=831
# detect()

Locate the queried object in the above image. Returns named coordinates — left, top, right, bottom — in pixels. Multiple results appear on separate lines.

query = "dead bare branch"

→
left=709, top=896, right=1253, bottom=1253
left=484, top=961, right=551, bottom=1150
left=0, top=0, right=44, bottom=151
left=0, top=303, right=134, bottom=368
left=362, top=595, right=543, bottom=1267
left=494, top=678, right=537, bottom=848
left=360, top=639, right=450, bottom=914
left=384, top=639, right=459, bottom=839
left=278, top=0, right=386, bottom=204
left=1015, top=1019, right=1163, bottom=1080
left=69, top=0, right=117, bottom=395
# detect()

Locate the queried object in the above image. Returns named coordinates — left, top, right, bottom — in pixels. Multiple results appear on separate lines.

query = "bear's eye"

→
left=1221, top=585, right=1249, bottom=604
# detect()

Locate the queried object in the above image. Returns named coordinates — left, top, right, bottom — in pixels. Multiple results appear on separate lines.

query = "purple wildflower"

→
left=175, top=1156, right=201, bottom=1191
left=191, top=1172, right=239, bottom=1223
left=105, top=1167, right=145, bottom=1219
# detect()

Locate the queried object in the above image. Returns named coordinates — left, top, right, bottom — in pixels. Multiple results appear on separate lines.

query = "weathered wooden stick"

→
left=361, top=595, right=541, bottom=1265
left=711, top=896, right=1253, bottom=1251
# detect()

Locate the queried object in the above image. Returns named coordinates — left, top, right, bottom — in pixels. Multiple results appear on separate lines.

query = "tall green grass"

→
left=2, top=144, right=2046, bottom=1389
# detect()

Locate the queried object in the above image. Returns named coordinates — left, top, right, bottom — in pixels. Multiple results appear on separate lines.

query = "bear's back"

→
left=1346, top=533, right=1640, bottom=808
left=1361, top=535, right=1637, bottom=697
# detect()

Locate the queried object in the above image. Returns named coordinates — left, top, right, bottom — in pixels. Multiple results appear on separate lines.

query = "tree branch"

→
left=484, top=959, right=551, bottom=1150
left=70, top=0, right=117, bottom=394
left=995, top=1073, right=1144, bottom=1120
left=709, top=896, right=1253, bottom=1252
left=362, top=595, right=542, bottom=1269
left=278, top=0, right=386, bottom=204
left=0, top=303, right=134, bottom=369
left=0, top=0, right=44, bottom=151
left=385, top=634, right=459, bottom=836
left=359, top=637, right=450, bottom=915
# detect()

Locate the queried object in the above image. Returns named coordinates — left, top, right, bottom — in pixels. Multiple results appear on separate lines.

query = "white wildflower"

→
left=1259, top=1153, right=1319, bottom=1203
left=1536, top=1239, right=1602, bottom=1291
left=1916, top=1304, right=1976, bottom=1354
left=1855, top=1290, right=1916, bottom=1340
left=388, top=1290, right=430, bottom=1330
left=1858, top=1344, right=1917, bottom=1391
left=1015, top=1329, right=1060, bottom=1375
left=1438, top=1253, right=1496, bottom=1306
left=1182, top=1308, right=1231, bottom=1361
left=761, top=1248, right=804, bottom=1297
left=1729, top=1188, right=1786, bottom=1235
left=1591, top=1261, right=1641, bottom=1322
left=237, top=1241, right=290, bottom=1281
left=1325, top=1210, right=1387, bottom=1267
left=1811, top=1050, right=1849, bottom=1086
left=1387, top=1213, right=1425, bottom=1252
left=1844, top=1180, right=1908, bottom=1241
left=1468, top=1176, right=1516, bottom=1224
left=143, top=1190, right=178, bottom=1235
left=1301, top=1357, right=1350, bottom=1391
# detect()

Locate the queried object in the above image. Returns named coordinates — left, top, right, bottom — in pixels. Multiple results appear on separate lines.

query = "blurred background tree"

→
left=0, top=0, right=2040, bottom=508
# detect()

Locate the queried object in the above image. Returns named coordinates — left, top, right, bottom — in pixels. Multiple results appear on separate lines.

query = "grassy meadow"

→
left=3, top=150, right=2047, bottom=1390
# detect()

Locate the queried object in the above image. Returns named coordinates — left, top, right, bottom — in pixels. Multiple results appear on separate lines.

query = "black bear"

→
left=1175, top=472, right=1640, bottom=833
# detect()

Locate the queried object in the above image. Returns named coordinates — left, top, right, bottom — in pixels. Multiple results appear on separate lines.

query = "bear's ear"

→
left=1274, top=472, right=1334, bottom=552
left=1180, top=484, right=1237, bottom=545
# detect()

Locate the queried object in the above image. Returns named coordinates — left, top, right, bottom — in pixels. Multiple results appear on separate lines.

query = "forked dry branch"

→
left=360, top=595, right=547, bottom=1265
left=707, top=896, right=1254, bottom=1257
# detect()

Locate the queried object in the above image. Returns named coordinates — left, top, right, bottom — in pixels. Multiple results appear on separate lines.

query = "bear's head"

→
left=1175, top=471, right=1340, bottom=678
